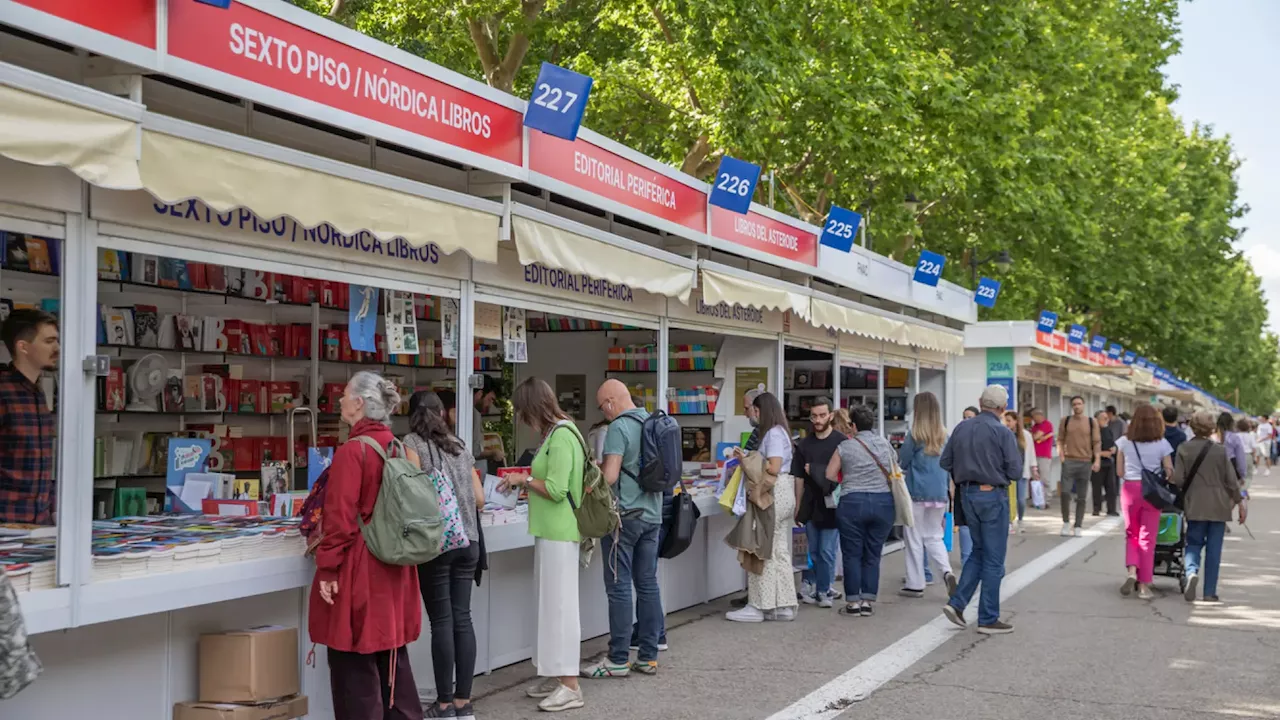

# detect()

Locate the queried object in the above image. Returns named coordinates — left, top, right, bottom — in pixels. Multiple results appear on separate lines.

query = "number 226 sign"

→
left=709, top=156, right=762, bottom=214
left=523, top=62, right=593, bottom=141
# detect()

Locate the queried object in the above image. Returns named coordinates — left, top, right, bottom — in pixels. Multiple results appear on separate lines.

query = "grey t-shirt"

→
left=405, top=432, right=479, bottom=542
left=837, top=432, right=896, bottom=494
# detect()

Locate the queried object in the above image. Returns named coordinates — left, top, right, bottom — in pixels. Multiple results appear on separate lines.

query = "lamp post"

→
left=968, top=249, right=1012, bottom=286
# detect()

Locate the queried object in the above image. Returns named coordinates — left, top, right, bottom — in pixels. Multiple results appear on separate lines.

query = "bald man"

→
left=581, top=379, right=665, bottom=678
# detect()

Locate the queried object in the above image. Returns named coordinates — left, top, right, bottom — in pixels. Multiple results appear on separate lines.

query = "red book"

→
left=337, top=282, right=350, bottom=309
left=236, top=379, right=262, bottom=413
left=205, top=264, right=227, bottom=293
left=247, top=323, right=270, bottom=356
left=229, top=437, right=254, bottom=471
left=103, top=367, right=125, bottom=411
left=320, top=280, right=336, bottom=308
left=224, top=319, right=244, bottom=355
left=323, top=328, right=340, bottom=361
left=318, top=383, right=344, bottom=414
left=339, top=329, right=353, bottom=362
left=269, top=381, right=297, bottom=413
left=265, top=324, right=284, bottom=357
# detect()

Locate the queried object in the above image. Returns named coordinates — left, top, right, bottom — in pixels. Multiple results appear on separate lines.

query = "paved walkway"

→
left=467, top=474, right=1280, bottom=719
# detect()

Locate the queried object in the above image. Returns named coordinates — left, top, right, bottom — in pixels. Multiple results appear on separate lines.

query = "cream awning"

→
left=812, top=297, right=904, bottom=344
left=1107, top=377, right=1136, bottom=395
left=902, top=323, right=965, bottom=355
left=700, top=268, right=810, bottom=319
left=0, top=81, right=142, bottom=190
left=513, top=215, right=695, bottom=302
left=139, top=129, right=499, bottom=262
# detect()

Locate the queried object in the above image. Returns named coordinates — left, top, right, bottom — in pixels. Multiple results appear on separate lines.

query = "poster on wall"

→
left=734, top=367, right=769, bottom=413
left=385, top=290, right=420, bottom=355
left=475, top=302, right=503, bottom=340
left=441, top=298, right=460, bottom=359
left=349, top=284, right=380, bottom=352
left=555, top=374, right=587, bottom=420
left=503, top=307, right=527, bottom=363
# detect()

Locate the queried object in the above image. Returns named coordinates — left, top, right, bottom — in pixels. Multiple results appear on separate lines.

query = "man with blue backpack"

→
left=580, top=380, right=681, bottom=680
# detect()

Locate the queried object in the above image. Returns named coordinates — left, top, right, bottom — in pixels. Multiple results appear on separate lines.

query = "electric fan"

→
left=126, top=354, right=167, bottom=411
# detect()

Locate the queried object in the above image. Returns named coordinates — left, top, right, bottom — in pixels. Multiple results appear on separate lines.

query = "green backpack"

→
left=356, top=436, right=445, bottom=566
left=554, top=423, right=619, bottom=539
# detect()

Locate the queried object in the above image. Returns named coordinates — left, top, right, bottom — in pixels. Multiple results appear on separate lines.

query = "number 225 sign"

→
left=709, top=156, right=762, bottom=214
left=523, top=62, right=593, bottom=141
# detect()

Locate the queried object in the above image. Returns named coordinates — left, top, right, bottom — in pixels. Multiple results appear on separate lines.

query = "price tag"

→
left=523, top=62, right=593, bottom=141
left=1108, top=343, right=1123, bottom=360
left=708, top=156, right=761, bottom=214
left=1037, top=310, right=1058, bottom=334
left=1123, top=351, right=1136, bottom=365
left=1090, top=335, right=1107, bottom=353
left=974, top=277, right=1001, bottom=309
left=912, top=249, right=946, bottom=286
left=1067, top=324, right=1086, bottom=345
left=818, top=205, right=863, bottom=253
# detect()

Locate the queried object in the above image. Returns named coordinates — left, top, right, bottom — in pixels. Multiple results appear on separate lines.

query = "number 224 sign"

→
left=523, top=62, right=593, bottom=141
left=913, top=249, right=946, bottom=287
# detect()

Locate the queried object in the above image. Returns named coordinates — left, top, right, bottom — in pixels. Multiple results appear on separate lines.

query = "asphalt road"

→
left=467, top=473, right=1280, bottom=719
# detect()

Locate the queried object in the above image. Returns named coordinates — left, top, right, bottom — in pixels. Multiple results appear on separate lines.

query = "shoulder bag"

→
left=853, top=436, right=914, bottom=528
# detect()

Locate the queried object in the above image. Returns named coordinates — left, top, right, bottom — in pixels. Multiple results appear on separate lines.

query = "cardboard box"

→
left=174, top=695, right=307, bottom=720
left=198, top=626, right=299, bottom=703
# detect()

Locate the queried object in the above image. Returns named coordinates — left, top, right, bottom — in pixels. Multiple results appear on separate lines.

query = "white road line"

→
left=766, top=516, right=1123, bottom=720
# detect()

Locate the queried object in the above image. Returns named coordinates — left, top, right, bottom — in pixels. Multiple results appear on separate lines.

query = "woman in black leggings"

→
left=405, top=392, right=486, bottom=719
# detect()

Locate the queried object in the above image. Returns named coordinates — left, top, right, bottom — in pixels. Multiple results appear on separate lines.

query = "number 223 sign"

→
left=523, top=62, right=593, bottom=141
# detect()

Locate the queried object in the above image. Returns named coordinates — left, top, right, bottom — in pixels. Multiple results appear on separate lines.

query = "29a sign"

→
left=819, top=205, right=863, bottom=253
left=913, top=249, right=946, bottom=287
left=709, top=156, right=761, bottom=214
left=523, top=62, right=593, bottom=141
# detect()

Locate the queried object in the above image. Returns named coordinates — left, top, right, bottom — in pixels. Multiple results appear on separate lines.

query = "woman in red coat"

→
left=310, top=371, right=424, bottom=720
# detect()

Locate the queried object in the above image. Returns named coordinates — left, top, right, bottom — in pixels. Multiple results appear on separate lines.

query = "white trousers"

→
left=534, top=537, right=580, bottom=677
left=903, top=502, right=952, bottom=591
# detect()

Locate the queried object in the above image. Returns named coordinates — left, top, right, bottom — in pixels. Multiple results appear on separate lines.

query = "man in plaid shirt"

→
left=0, top=309, right=59, bottom=525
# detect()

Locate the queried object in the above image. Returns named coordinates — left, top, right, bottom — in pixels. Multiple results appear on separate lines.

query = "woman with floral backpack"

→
left=404, top=391, right=485, bottom=719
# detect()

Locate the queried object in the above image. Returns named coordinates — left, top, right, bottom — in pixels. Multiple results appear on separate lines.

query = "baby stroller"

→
left=1153, top=510, right=1187, bottom=590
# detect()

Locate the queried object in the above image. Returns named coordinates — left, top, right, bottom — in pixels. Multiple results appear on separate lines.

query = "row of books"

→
left=785, top=366, right=832, bottom=390
left=667, top=385, right=721, bottom=415
left=606, top=344, right=719, bottom=372
left=96, top=361, right=303, bottom=414
left=527, top=313, right=629, bottom=332
left=0, top=298, right=58, bottom=324
left=98, top=249, right=445, bottom=320
left=1, top=232, right=59, bottom=275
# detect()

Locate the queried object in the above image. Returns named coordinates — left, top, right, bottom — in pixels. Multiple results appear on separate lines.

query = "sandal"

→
left=839, top=603, right=861, bottom=616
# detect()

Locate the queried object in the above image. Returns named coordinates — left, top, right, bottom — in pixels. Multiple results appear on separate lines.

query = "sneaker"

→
left=1120, top=573, right=1137, bottom=597
left=1184, top=573, right=1199, bottom=602
left=898, top=587, right=925, bottom=598
left=1203, top=595, right=1221, bottom=603
left=629, top=636, right=668, bottom=652
left=630, top=660, right=658, bottom=676
left=454, top=703, right=475, bottom=719
left=942, top=604, right=966, bottom=628
left=725, top=604, right=765, bottom=623
left=766, top=606, right=797, bottom=622
left=527, top=678, right=562, bottom=699
left=1017, top=520, right=1025, bottom=534
left=1106, top=512, right=1120, bottom=517
left=824, top=588, right=843, bottom=601
left=800, top=591, right=819, bottom=605
left=859, top=602, right=873, bottom=617
left=818, top=594, right=834, bottom=609
left=658, top=640, right=669, bottom=652
left=424, top=705, right=457, bottom=718
left=538, top=683, right=585, bottom=713
left=943, top=572, right=958, bottom=596
left=580, top=656, right=630, bottom=679
left=1060, top=524, right=1072, bottom=537
left=977, top=621, right=1015, bottom=635
left=1009, top=524, right=1017, bottom=536
left=1073, top=527, right=1083, bottom=537
left=798, top=580, right=815, bottom=600
left=1137, top=586, right=1154, bottom=600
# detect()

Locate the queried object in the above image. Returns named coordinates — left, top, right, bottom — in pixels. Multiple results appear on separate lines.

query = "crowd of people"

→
left=290, top=361, right=1267, bottom=719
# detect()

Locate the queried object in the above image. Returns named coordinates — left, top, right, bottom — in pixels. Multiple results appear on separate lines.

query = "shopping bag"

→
left=943, top=511, right=954, bottom=552
left=718, top=466, right=743, bottom=514
left=1030, top=479, right=1046, bottom=509
left=0, top=569, right=41, bottom=699
left=731, top=473, right=748, bottom=517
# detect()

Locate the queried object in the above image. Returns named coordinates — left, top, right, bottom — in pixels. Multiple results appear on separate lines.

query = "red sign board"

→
left=527, top=132, right=707, bottom=233
left=166, top=1, right=522, bottom=166
left=14, top=0, right=156, bottom=48
left=709, top=205, right=818, bottom=266
left=1036, top=330, right=1066, bottom=353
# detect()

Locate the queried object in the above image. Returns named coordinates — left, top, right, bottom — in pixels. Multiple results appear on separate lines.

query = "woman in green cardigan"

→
left=498, top=377, right=586, bottom=713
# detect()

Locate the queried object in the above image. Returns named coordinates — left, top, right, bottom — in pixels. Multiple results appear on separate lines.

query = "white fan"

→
left=126, top=354, right=168, bottom=411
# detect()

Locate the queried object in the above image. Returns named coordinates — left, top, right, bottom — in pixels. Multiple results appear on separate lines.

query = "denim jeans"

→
left=948, top=485, right=1009, bottom=626
left=417, top=543, right=480, bottom=703
left=836, top=492, right=896, bottom=602
left=602, top=516, right=662, bottom=664
left=959, top=526, right=973, bottom=567
left=633, top=504, right=671, bottom=647
left=1185, top=520, right=1227, bottom=598
left=803, top=524, right=840, bottom=594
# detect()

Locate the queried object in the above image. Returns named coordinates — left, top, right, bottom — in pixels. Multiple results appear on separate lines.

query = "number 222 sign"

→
left=709, top=156, right=762, bottom=214
left=523, top=62, right=593, bottom=141
left=913, top=249, right=946, bottom=286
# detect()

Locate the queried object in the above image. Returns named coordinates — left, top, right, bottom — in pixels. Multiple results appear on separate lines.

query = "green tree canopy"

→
left=292, top=0, right=1279, bottom=414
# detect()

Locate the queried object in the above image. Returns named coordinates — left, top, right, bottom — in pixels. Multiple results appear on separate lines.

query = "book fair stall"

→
left=0, top=2, right=975, bottom=718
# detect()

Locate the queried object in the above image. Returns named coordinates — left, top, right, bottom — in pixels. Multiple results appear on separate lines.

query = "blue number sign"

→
left=1108, top=343, right=1123, bottom=360
left=523, top=62, right=593, bottom=141
left=194, top=0, right=232, bottom=7
left=1136, top=357, right=1149, bottom=369
left=1123, top=351, right=1136, bottom=365
left=709, top=156, right=761, bottom=214
left=819, top=205, right=863, bottom=253
left=974, top=277, right=1001, bottom=308
left=1067, top=324, right=1087, bottom=345
left=1037, top=311, right=1058, bottom=333
left=913, top=249, right=946, bottom=286
left=1090, top=335, right=1107, bottom=353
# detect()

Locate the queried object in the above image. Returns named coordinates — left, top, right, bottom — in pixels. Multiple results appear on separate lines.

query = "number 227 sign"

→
left=523, top=62, right=593, bottom=141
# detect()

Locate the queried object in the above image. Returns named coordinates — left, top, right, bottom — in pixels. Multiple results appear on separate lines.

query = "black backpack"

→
left=620, top=410, right=682, bottom=493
